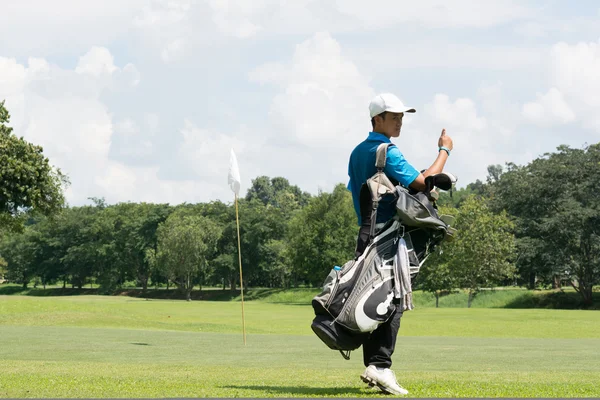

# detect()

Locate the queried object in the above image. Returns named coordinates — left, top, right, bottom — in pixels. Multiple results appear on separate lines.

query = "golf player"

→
left=347, top=93, right=454, bottom=395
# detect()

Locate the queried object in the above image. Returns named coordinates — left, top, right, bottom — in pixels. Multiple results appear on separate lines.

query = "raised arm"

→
left=409, top=129, right=454, bottom=191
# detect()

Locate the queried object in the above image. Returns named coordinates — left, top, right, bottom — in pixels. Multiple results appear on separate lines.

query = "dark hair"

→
left=370, top=111, right=387, bottom=129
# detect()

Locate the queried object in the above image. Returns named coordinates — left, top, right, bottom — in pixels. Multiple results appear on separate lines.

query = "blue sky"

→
left=1, top=0, right=599, bottom=206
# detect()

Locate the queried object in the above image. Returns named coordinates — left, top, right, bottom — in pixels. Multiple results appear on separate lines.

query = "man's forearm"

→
left=422, top=151, right=449, bottom=178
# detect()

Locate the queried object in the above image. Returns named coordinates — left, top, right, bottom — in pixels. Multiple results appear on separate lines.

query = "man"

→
left=347, top=93, right=454, bottom=395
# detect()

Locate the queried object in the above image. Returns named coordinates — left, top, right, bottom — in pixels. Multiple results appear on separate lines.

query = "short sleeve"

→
left=384, top=145, right=420, bottom=187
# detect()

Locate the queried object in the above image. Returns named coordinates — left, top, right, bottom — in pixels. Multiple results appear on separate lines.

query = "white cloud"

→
left=208, top=0, right=266, bottom=38
left=416, top=86, right=580, bottom=187
left=247, top=32, right=378, bottom=192
left=400, top=93, right=498, bottom=187
left=336, top=0, right=532, bottom=29
left=248, top=62, right=289, bottom=86
left=513, top=15, right=600, bottom=40
left=134, top=0, right=191, bottom=27
left=0, top=49, right=146, bottom=205
left=75, top=47, right=118, bottom=77
left=4, top=1, right=597, bottom=204
left=1, top=0, right=147, bottom=56
left=426, top=94, right=487, bottom=132
left=0, top=47, right=247, bottom=206
left=522, top=87, right=575, bottom=126
left=94, top=164, right=210, bottom=205
left=132, top=0, right=536, bottom=63
left=513, top=21, right=549, bottom=38
left=522, top=39, right=600, bottom=134
left=252, top=32, right=374, bottom=149
left=247, top=32, right=533, bottom=193
left=178, top=119, right=251, bottom=181
left=74, top=47, right=141, bottom=87
left=111, top=118, right=154, bottom=160
left=349, top=43, right=544, bottom=71
left=160, top=38, right=187, bottom=63
left=134, top=0, right=193, bottom=62
left=477, top=82, right=521, bottom=135
left=550, top=40, right=600, bottom=131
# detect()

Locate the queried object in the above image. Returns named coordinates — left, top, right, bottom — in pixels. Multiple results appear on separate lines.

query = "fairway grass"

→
left=1, top=296, right=599, bottom=397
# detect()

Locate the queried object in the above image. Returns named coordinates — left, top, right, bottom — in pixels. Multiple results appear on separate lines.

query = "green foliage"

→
left=436, top=185, right=480, bottom=208
left=102, top=202, right=172, bottom=291
left=0, top=229, right=38, bottom=288
left=416, top=204, right=457, bottom=305
left=155, top=209, right=222, bottom=300
left=416, top=263, right=455, bottom=308
left=432, top=196, right=517, bottom=307
left=286, top=184, right=358, bottom=286
left=0, top=100, right=67, bottom=233
left=0, top=255, right=7, bottom=278
left=491, top=144, right=600, bottom=305
left=245, top=176, right=311, bottom=211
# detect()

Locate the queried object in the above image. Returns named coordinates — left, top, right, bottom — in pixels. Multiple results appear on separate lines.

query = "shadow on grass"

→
left=121, top=287, right=289, bottom=302
left=0, top=286, right=99, bottom=296
left=503, top=290, right=600, bottom=310
left=0, top=285, right=29, bottom=295
left=0, top=284, right=309, bottom=304
left=221, top=385, right=374, bottom=396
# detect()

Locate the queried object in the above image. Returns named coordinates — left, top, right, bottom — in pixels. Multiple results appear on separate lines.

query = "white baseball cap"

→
left=369, top=93, right=416, bottom=118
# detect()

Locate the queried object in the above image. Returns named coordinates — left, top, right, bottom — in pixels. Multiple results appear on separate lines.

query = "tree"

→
left=0, top=228, right=38, bottom=288
left=0, top=256, right=7, bottom=281
left=197, top=201, right=239, bottom=291
left=105, top=202, right=172, bottom=292
left=436, top=186, right=479, bottom=208
left=416, top=262, right=455, bottom=308
left=286, top=184, right=358, bottom=287
left=236, top=176, right=310, bottom=288
left=0, top=100, right=67, bottom=233
left=491, top=144, right=600, bottom=305
left=415, top=205, right=458, bottom=308
left=436, top=195, right=517, bottom=307
left=60, top=206, right=106, bottom=289
left=486, top=164, right=504, bottom=184
left=245, top=176, right=311, bottom=211
left=262, top=239, right=290, bottom=288
left=156, top=210, right=222, bottom=300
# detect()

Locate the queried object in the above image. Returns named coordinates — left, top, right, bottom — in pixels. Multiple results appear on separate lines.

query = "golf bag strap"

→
left=369, top=143, right=393, bottom=238
left=375, top=143, right=392, bottom=169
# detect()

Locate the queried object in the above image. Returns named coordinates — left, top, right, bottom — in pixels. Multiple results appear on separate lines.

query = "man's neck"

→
left=372, top=130, right=392, bottom=139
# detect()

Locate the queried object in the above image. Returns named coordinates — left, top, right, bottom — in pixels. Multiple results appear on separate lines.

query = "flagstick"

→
left=235, top=193, right=247, bottom=345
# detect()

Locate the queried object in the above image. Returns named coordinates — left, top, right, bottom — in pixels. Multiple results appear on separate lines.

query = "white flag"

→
left=228, top=148, right=241, bottom=196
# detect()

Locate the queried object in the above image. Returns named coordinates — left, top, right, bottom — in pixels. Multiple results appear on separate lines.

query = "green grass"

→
left=1, top=295, right=600, bottom=397
left=2, top=283, right=598, bottom=309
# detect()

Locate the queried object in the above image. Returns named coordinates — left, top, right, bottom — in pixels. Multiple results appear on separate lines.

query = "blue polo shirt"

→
left=348, top=132, right=420, bottom=225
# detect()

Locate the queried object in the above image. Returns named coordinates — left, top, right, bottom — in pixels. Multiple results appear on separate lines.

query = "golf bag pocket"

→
left=310, top=314, right=366, bottom=352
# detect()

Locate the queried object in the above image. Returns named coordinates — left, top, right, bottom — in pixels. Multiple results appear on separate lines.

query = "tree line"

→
left=1, top=100, right=598, bottom=305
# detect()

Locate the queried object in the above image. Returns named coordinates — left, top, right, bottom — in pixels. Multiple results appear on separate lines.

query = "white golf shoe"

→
left=360, top=365, right=409, bottom=395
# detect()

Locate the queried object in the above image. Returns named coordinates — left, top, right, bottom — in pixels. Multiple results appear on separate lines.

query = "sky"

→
left=1, top=0, right=599, bottom=207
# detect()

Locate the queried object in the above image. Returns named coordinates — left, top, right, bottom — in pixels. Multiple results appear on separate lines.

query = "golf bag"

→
left=311, top=143, right=457, bottom=360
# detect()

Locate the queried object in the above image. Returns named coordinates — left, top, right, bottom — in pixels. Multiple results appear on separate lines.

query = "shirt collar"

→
left=367, top=131, right=391, bottom=143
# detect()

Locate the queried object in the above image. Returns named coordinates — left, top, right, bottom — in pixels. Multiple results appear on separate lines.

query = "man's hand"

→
left=437, top=129, right=453, bottom=151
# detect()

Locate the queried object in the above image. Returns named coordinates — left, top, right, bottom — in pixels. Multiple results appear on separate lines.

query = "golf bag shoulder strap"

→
left=369, top=143, right=396, bottom=199
left=375, top=143, right=392, bottom=169
left=366, top=143, right=397, bottom=238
